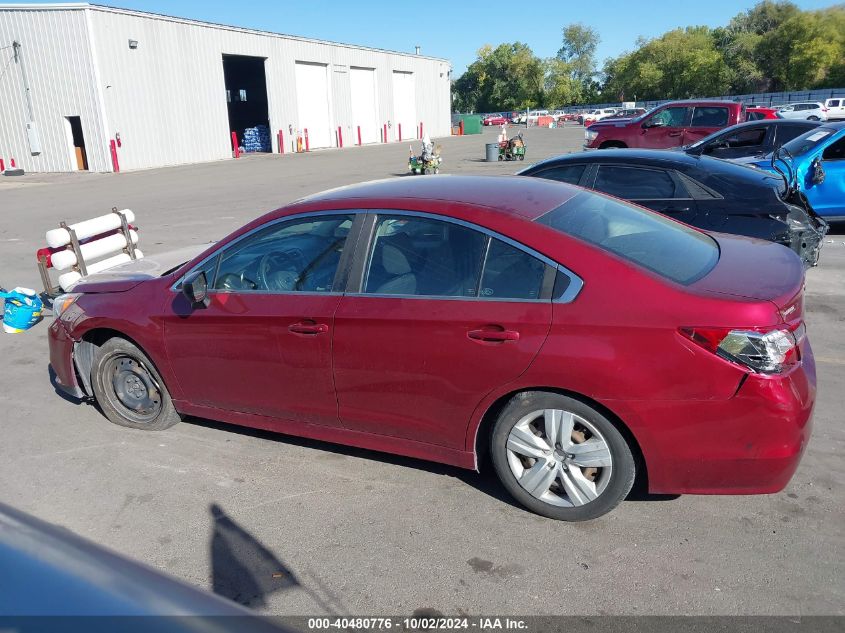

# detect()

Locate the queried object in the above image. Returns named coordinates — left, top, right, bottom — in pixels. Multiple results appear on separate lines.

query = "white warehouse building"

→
left=0, top=3, right=452, bottom=173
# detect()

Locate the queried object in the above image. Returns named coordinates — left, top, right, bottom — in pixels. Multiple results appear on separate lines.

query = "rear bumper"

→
left=607, top=344, right=816, bottom=495
left=48, top=318, right=84, bottom=399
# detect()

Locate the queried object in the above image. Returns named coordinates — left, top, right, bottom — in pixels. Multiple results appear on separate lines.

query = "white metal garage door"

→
left=295, top=62, right=332, bottom=149
left=392, top=71, right=417, bottom=142
left=350, top=67, right=380, bottom=144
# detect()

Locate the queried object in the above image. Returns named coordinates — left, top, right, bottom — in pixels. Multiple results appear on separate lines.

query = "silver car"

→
left=777, top=102, right=828, bottom=121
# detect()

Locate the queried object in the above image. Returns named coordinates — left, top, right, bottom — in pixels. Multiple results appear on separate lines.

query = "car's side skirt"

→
left=173, top=400, right=477, bottom=470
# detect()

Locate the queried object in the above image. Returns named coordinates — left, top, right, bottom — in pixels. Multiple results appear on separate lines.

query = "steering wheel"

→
left=257, top=251, right=300, bottom=291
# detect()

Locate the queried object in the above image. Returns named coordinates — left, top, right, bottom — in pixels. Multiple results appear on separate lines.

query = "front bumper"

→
left=48, top=318, right=85, bottom=399
left=606, top=341, right=816, bottom=495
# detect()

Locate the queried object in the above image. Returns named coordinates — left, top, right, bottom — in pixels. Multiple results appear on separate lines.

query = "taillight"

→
left=679, top=323, right=805, bottom=374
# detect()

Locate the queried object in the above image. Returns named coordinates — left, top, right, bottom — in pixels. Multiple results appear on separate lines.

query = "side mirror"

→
left=644, top=119, right=666, bottom=129
left=182, top=270, right=209, bottom=307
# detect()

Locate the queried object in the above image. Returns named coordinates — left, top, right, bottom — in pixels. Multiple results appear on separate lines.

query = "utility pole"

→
left=12, top=41, right=35, bottom=122
left=12, top=40, right=41, bottom=155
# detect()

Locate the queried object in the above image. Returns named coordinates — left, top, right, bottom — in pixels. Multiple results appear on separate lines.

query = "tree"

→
left=602, top=28, right=732, bottom=101
left=557, top=24, right=599, bottom=85
left=452, top=43, right=544, bottom=112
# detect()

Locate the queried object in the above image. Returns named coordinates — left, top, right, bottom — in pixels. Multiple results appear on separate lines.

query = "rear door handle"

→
left=468, top=328, right=520, bottom=343
left=288, top=321, right=329, bottom=335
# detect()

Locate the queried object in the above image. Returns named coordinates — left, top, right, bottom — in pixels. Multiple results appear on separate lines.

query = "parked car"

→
left=735, top=122, right=845, bottom=221
left=584, top=100, right=746, bottom=149
left=483, top=114, right=511, bottom=126
left=513, top=110, right=549, bottom=125
left=605, top=108, right=647, bottom=120
left=823, top=97, right=845, bottom=120
left=518, top=149, right=827, bottom=265
left=49, top=176, right=816, bottom=522
left=777, top=102, right=828, bottom=121
left=746, top=106, right=779, bottom=121
left=682, top=119, right=820, bottom=160
left=582, top=108, right=620, bottom=126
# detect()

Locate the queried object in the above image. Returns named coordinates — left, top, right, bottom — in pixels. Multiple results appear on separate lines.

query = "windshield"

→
left=536, top=191, right=719, bottom=285
left=781, top=127, right=836, bottom=156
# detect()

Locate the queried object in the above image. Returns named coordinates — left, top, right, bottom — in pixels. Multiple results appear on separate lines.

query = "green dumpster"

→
left=454, top=114, right=483, bottom=135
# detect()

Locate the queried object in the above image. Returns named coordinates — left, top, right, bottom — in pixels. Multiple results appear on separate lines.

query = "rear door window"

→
left=822, top=137, right=845, bottom=161
left=721, top=127, right=767, bottom=148
left=691, top=107, right=729, bottom=127
left=480, top=239, right=546, bottom=300
left=774, top=123, right=817, bottom=145
left=536, top=190, right=718, bottom=285
left=532, top=163, right=587, bottom=185
left=594, top=165, right=677, bottom=199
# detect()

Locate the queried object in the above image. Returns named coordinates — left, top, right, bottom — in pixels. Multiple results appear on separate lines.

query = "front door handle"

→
left=288, top=321, right=329, bottom=335
left=668, top=131, right=682, bottom=137
left=468, top=328, right=520, bottom=343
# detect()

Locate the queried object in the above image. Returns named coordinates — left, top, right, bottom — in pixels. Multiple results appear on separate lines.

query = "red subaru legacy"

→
left=48, top=176, right=815, bottom=521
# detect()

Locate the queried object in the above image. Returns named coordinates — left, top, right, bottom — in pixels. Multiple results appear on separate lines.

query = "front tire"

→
left=490, top=391, right=635, bottom=521
left=91, top=337, right=181, bottom=431
left=808, top=115, right=820, bottom=121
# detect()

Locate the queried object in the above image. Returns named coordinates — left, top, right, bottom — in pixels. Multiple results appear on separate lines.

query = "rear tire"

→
left=808, top=115, right=820, bottom=121
left=490, top=391, right=635, bottom=521
left=91, top=337, right=181, bottom=431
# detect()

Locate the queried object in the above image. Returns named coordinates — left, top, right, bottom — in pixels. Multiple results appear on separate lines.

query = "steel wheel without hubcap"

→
left=104, top=355, right=163, bottom=423
left=505, top=409, right=612, bottom=507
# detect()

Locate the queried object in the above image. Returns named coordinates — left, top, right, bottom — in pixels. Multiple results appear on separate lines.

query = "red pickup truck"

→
left=584, top=100, right=746, bottom=150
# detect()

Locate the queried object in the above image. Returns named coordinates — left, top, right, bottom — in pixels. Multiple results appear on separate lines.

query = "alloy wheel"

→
left=505, top=409, right=613, bottom=507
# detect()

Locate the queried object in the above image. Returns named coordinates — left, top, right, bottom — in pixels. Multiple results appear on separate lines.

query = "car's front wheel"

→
left=91, top=337, right=182, bottom=431
left=491, top=391, right=635, bottom=521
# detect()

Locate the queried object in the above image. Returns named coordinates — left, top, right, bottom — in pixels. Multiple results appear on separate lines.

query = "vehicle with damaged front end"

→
left=517, top=149, right=828, bottom=266
left=49, top=176, right=815, bottom=521
left=733, top=122, right=845, bottom=222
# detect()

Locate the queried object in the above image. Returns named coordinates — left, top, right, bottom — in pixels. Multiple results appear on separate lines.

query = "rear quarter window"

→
left=537, top=190, right=719, bottom=285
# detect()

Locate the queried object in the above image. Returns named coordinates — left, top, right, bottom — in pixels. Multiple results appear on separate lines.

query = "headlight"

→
left=52, top=293, right=81, bottom=319
left=585, top=130, right=598, bottom=142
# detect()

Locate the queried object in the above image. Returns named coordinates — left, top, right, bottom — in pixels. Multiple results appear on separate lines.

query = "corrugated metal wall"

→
left=84, top=6, right=451, bottom=171
left=0, top=7, right=109, bottom=173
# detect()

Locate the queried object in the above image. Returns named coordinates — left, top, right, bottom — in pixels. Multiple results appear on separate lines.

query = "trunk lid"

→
left=689, top=232, right=805, bottom=315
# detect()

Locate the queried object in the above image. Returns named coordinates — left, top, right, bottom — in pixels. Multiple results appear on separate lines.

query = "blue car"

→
left=735, top=122, right=845, bottom=221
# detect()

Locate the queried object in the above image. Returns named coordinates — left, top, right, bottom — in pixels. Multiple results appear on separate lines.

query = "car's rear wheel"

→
left=808, top=115, right=820, bottom=121
left=491, top=391, right=635, bottom=521
left=91, top=337, right=181, bottom=431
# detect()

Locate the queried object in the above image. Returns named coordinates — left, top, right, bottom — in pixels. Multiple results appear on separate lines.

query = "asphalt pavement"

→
left=0, top=124, right=842, bottom=616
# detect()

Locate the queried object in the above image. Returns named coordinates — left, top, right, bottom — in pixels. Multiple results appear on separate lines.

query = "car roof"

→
left=295, top=175, right=581, bottom=221
left=523, top=149, right=783, bottom=185
left=653, top=100, right=742, bottom=107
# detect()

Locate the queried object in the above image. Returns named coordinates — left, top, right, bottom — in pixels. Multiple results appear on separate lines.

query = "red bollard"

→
left=459, top=120, right=464, bottom=136
left=304, top=128, right=310, bottom=152
left=0, top=159, right=4, bottom=172
left=278, top=130, right=285, bottom=154
left=383, top=123, right=388, bottom=143
left=357, top=126, right=362, bottom=146
left=109, top=141, right=119, bottom=172
left=231, top=131, right=239, bottom=159
left=419, top=122, right=423, bottom=139
left=337, top=126, right=343, bottom=148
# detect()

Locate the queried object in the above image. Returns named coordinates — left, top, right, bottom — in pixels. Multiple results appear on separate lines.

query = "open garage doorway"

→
left=222, top=54, right=271, bottom=153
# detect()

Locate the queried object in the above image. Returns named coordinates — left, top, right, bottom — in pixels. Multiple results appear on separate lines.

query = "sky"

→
left=10, top=0, right=838, bottom=74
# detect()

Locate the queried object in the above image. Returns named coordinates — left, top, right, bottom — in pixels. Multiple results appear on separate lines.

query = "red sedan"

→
left=483, top=115, right=510, bottom=126
left=48, top=176, right=815, bottom=521
left=746, top=106, right=780, bottom=120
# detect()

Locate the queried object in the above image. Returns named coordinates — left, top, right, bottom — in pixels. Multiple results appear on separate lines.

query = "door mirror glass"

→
left=645, top=118, right=666, bottom=129
left=183, top=270, right=209, bottom=306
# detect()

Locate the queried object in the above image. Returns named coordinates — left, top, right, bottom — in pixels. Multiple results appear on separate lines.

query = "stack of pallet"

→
left=242, top=125, right=271, bottom=152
